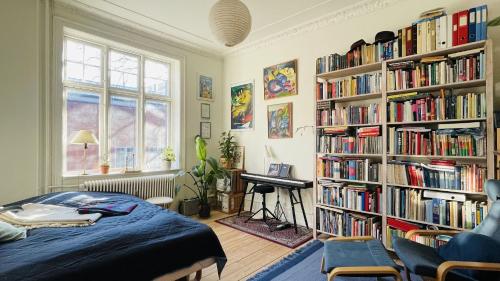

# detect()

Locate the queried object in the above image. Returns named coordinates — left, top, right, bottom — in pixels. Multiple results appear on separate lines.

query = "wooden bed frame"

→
left=154, top=257, right=216, bottom=281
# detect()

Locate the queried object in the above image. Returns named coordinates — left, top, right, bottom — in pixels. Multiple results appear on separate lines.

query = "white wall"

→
left=0, top=0, right=42, bottom=204
left=0, top=0, right=224, bottom=205
left=223, top=0, right=500, bottom=226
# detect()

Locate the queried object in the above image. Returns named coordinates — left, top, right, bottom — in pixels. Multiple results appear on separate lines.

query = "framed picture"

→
left=201, top=103, right=210, bottom=119
left=263, top=59, right=298, bottom=100
left=267, top=102, right=293, bottom=139
left=279, top=164, right=292, bottom=178
left=200, top=122, right=211, bottom=139
left=267, top=163, right=281, bottom=176
left=231, top=80, right=254, bottom=130
left=198, top=74, right=214, bottom=101
left=233, top=146, right=245, bottom=169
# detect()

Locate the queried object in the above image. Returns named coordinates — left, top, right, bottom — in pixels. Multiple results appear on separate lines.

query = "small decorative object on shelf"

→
left=218, top=131, right=237, bottom=169
left=100, top=155, right=110, bottom=175
left=161, top=147, right=176, bottom=170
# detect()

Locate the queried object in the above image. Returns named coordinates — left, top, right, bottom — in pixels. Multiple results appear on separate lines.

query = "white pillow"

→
left=0, top=221, right=27, bottom=242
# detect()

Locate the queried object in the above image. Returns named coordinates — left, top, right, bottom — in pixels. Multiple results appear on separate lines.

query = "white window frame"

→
left=61, top=34, right=177, bottom=176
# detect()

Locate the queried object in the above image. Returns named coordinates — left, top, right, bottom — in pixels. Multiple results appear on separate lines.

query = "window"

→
left=62, top=36, right=177, bottom=175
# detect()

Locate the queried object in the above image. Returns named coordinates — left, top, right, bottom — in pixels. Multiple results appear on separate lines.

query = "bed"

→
left=0, top=192, right=226, bottom=281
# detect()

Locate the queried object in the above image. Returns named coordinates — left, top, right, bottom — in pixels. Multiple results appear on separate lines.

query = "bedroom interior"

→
left=2, top=0, right=500, bottom=281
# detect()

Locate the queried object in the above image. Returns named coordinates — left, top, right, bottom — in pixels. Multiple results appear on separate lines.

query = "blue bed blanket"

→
left=0, top=192, right=226, bottom=281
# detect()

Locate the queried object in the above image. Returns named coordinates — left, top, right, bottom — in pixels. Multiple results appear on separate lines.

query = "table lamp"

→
left=71, top=130, right=98, bottom=175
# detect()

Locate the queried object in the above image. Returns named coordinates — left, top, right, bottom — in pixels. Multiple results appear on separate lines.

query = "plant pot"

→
left=198, top=203, right=211, bottom=218
left=220, top=157, right=232, bottom=169
left=162, top=160, right=172, bottom=170
left=100, top=165, right=110, bottom=174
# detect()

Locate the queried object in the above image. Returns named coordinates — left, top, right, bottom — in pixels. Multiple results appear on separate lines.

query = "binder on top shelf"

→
left=480, top=5, right=487, bottom=41
left=416, top=22, right=422, bottom=54
left=429, top=19, right=436, bottom=51
left=398, top=29, right=403, bottom=57
left=475, top=7, right=482, bottom=42
left=468, top=8, right=476, bottom=43
left=452, top=13, right=458, bottom=46
left=446, top=15, right=453, bottom=48
left=406, top=27, right=412, bottom=56
left=438, top=15, right=447, bottom=49
left=457, top=10, right=469, bottom=45
left=421, top=20, right=428, bottom=53
left=412, top=23, right=418, bottom=55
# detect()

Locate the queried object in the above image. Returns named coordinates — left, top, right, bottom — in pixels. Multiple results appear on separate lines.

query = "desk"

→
left=238, top=173, right=313, bottom=233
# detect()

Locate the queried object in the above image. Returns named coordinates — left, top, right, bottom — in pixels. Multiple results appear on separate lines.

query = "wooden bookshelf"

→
left=313, top=38, right=494, bottom=251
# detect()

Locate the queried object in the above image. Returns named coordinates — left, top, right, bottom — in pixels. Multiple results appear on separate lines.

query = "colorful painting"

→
left=198, top=74, right=214, bottom=101
left=263, top=59, right=298, bottom=100
left=231, top=81, right=254, bottom=130
left=267, top=103, right=293, bottom=139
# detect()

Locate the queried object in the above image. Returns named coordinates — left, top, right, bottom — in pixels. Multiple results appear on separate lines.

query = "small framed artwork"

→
left=279, top=164, right=292, bottom=178
left=200, top=122, right=211, bottom=139
left=268, top=102, right=293, bottom=139
left=198, top=74, right=214, bottom=101
left=231, top=80, right=254, bottom=130
left=233, top=146, right=245, bottom=169
left=201, top=103, right=210, bottom=119
left=263, top=59, right=298, bottom=100
left=267, top=163, right=281, bottom=176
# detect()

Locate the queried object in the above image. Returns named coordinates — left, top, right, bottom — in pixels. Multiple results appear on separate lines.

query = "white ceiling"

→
left=60, top=0, right=364, bottom=55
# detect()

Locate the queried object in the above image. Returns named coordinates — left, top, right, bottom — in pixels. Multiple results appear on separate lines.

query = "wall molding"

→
left=224, top=0, right=403, bottom=57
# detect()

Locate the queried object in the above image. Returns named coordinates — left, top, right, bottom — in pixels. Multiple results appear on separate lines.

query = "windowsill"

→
left=62, top=169, right=182, bottom=181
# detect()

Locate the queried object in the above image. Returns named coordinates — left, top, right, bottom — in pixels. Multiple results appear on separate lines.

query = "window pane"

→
left=109, top=96, right=137, bottom=169
left=144, top=59, right=169, bottom=96
left=66, top=91, right=100, bottom=173
left=109, top=50, right=139, bottom=91
left=64, top=39, right=101, bottom=85
left=144, top=101, right=169, bottom=169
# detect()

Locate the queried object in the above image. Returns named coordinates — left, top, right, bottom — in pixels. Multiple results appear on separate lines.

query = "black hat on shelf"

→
left=373, top=31, right=396, bottom=44
left=350, top=39, right=366, bottom=51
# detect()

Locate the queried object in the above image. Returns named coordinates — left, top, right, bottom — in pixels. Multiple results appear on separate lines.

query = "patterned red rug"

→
left=216, top=212, right=313, bottom=248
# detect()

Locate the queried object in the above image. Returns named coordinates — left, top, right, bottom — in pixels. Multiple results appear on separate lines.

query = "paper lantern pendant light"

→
left=209, top=0, right=252, bottom=47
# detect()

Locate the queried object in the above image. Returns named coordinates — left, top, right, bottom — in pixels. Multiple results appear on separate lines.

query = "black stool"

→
left=245, top=184, right=278, bottom=229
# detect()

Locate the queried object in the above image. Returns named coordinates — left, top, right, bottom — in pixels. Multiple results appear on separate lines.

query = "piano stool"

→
left=245, top=185, right=279, bottom=230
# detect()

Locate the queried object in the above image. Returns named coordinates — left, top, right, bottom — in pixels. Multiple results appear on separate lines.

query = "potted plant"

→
left=162, top=146, right=176, bottom=170
left=100, top=156, right=110, bottom=174
left=178, top=136, right=228, bottom=218
left=218, top=131, right=237, bottom=169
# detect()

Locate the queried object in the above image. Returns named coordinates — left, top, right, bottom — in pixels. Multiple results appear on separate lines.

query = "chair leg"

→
left=249, top=189, right=256, bottom=213
left=262, top=193, right=267, bottom=222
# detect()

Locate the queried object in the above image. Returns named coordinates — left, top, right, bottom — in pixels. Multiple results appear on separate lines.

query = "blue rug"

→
left=248, top=240, right=423, bottom=281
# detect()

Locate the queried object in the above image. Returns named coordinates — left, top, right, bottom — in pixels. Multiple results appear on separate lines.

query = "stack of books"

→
left=317, top=157, right=382, bottom=182
left=318, top=208, right=382, bottom=239
left=318, top=180, right=382, bottom=213
left=386, top=49, right=485, bottom=91
left=316, top=5, right=488, bottom=74
left=387, top=187, right=488, bottom=229
left=387, top=91, right=486, bottom=122
left=330, top=104, right=381, bottom=126
left=385, top=218, right=450, bottom=249
left=388, top=123, right=486, bottom=157
left=316, top=72, right=382, bottom=99
left=387, top=160, right=486, bottom=192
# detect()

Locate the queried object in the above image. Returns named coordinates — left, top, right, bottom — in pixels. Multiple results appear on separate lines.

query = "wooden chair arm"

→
left=436, top=261, right=500, bottom=281
left=326, top=236, right=374, bottom=242
left=405, top=230, right=462, bottom=240
left=329, top=266, right=402, bottom=281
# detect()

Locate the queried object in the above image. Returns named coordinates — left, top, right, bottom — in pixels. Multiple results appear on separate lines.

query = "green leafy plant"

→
left=177, top=136, right=228, bottom=205
left=218, top=131, right=237, bottom=161
left=162, top=146, right=176, bottom=161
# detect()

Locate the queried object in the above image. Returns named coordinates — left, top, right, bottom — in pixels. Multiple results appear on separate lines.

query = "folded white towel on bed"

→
left=0, top=203, right=102, bottom=229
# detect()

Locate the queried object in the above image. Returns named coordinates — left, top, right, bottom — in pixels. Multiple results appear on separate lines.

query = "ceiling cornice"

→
left=224, top=0, right=403, bottom=57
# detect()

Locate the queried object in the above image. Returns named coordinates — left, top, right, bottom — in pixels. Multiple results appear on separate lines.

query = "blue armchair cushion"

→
left=323, top=239, right=399, bottom=275
left=392, top=237, right=444, bottom=277
left=438, top=232, right=500, bottom=281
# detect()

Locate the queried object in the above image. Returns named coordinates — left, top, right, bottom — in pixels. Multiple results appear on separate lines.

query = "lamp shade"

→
left=71, top=130, right=98, bottom=145
left=209, top=0, right=251, bottom=47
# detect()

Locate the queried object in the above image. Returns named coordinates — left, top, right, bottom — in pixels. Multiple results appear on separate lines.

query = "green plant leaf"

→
left=488, top=16, right=500, bottom=26
left=195, top=136, right=207, bottom=161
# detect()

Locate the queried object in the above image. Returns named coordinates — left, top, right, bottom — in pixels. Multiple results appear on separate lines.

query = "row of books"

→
left=385, top=218, right=451, bottom=249
left=317, top=135, right=382, bottom=155
left=316, top=72, right=382, bottom=100
left=397, top=6, right=488, bottom=57
left=315, top=5, right=488, bottom=74
left=318, top=181, right=382, bottom=214
left=317, top=208, right=382, bottom=239
left=387, top=91, right=486, bottom=122
left=387, top=160, right=486, bottom=192
left=329, top=104, right=381, bottom=126
left=317, top=157, right=382, bottom=182
left=388, top=126, right=486, bottom=157
left=386, top=50, right=485, bottom=91
left=387, top=187, right=488, bottom=229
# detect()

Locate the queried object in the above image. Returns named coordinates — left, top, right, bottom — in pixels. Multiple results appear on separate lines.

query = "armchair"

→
left=393, top=180, right=500, bottom=281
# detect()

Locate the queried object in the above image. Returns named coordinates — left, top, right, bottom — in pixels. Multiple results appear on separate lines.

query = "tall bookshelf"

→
left=313, top=39, right=494, bottom=251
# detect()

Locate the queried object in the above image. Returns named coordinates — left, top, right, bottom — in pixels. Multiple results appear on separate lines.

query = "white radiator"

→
left=80, top=175, right=176, bottom=200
